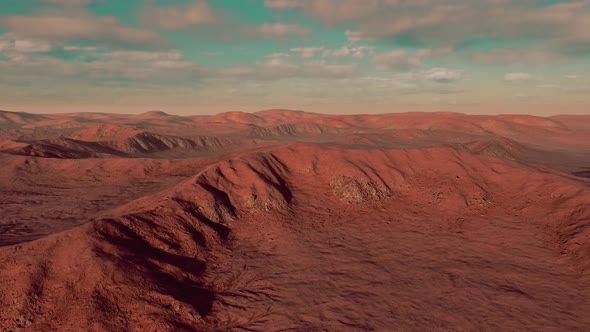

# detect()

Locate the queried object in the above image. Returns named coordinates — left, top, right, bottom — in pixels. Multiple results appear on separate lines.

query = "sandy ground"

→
left=1, top=109, right=590, bottom=331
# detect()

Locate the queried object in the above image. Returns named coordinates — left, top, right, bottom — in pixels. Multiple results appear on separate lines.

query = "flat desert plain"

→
left=1, top=109, right=590, bottom=331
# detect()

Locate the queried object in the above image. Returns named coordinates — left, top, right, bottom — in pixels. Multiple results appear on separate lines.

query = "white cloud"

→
left=415, top=47, right=452, bottom=57
left=63, top=45, right=98, bottom=51
left=200, top=51, right=223, bottom=56
left=258, top=23, right=311, bottom=36
left=323, top=45, right=374, bottom=58
left=371, top=47, right=453, bottom=71
left=220, top=58, right=357, bottom=80
left=471, top=48, right=564, bottom=64
left=391, top=67, right=465, bottom=84
left=357, top=70, right=466, bottom=96
left=372, top=49, right=421, bottom=70
left=89, top=50, right=203, bottom=79
left=263, top=0, right=305, bottom=8
left=43, top=0, right=93, bottom=6
left=304, top=0, right=382, bottom=24
left=265, top=0, right=590, bottom=60
left=0, top=34, right=52, bottom=53
left=422, top=68, right=463, bottom=83
left=0, top=12, right=160, bottom=45
left=509, top=93, right=531, bottom=101
left=221, top=23, right=312, bottom=41
left=504, top=73, right=537, bottom=82
left=106, top=50, right=184, bottom=62
left=0, top=48, right=206, bottom=83
left=87, top=52, right=201, bottom=79
left=562, top=87, right=590, bottom=94
left=142, top=1, right=217, bottom=30
left=290, top=46, right=323, bottom=58
left=345, top=30, right=372, bottom=43
left=219, top=66, right=255, bottom=76
left=267, top=52, right=290, bottom=58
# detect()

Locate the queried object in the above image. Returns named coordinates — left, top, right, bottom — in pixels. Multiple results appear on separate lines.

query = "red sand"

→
left=1, top=110, right=590, bottom=331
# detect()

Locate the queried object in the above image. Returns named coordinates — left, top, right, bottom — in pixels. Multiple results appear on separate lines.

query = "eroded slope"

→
left=1, top=143, right=590, bottom=331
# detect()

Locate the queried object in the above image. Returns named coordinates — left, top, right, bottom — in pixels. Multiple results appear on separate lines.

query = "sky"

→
left=0, top=0, right=589, bottom=115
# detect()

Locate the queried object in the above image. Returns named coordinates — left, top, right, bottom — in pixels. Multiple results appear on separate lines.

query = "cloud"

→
left=0, top=47, right=207, bottom=85
left=323, top=45, right=374, bottom=58
left=372, top=49, right=421, bottom=70
left=200, top=51, right=223, bottom=56
left=257, top=23, right=311, bottom=36
left=422, top=68, right=463, bottom=83
left=291, top=46, right=323, bottom=58
left=371, top=46, right=453, bottom=71
left=219, top=66, right=256, bottom=76
left=344, top=30, right=370, bottom=43
left=105, top=50, right=184, bottom=62
left=0, top=12, right=160, bottom=45
left=43, top=0, right=93, bottom=6
left=264, top=0, right=305, bottom=9
left=471, top=48, right=564, bottom=65
left=357, top=1, right=587, bottom=43
left=219, top=58, right=358, bottom=80
left=0, top=33, right=53, bottom=53
left=267, top=52, right=290, bottom=58
left=508, top=93, right=532, bottom=102
left=562, top=87, right=590, bottom=94
left=391, top=67, right=465, bottom=83
left=267, top=0, right=590, bottom=61
left=142, top=1, right=217, bottom=30
left=63, top=45, right=99, bottom=51
left=357, top=69, right=466, bottom=96
left=504, top=73, right=537, bottom=82
left=306, top=0, right=383, bottom=24
left=415, top=47, right=452, bottom=57
left=86, top=50, right=201, bottom=75
left=265, top=0, right=377, bottom=22
left=189, top=22, right=312, bottom=42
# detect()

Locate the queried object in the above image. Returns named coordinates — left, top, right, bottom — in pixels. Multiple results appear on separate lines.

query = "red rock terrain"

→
left=1, top=109, right=590, bottom=331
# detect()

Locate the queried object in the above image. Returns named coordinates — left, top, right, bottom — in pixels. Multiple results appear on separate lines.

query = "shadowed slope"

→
left=0, top=125, right=265, bottom=158
left=458, top=137, right=534, bottom=161
left=0, top=111, right=49, bottom=127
